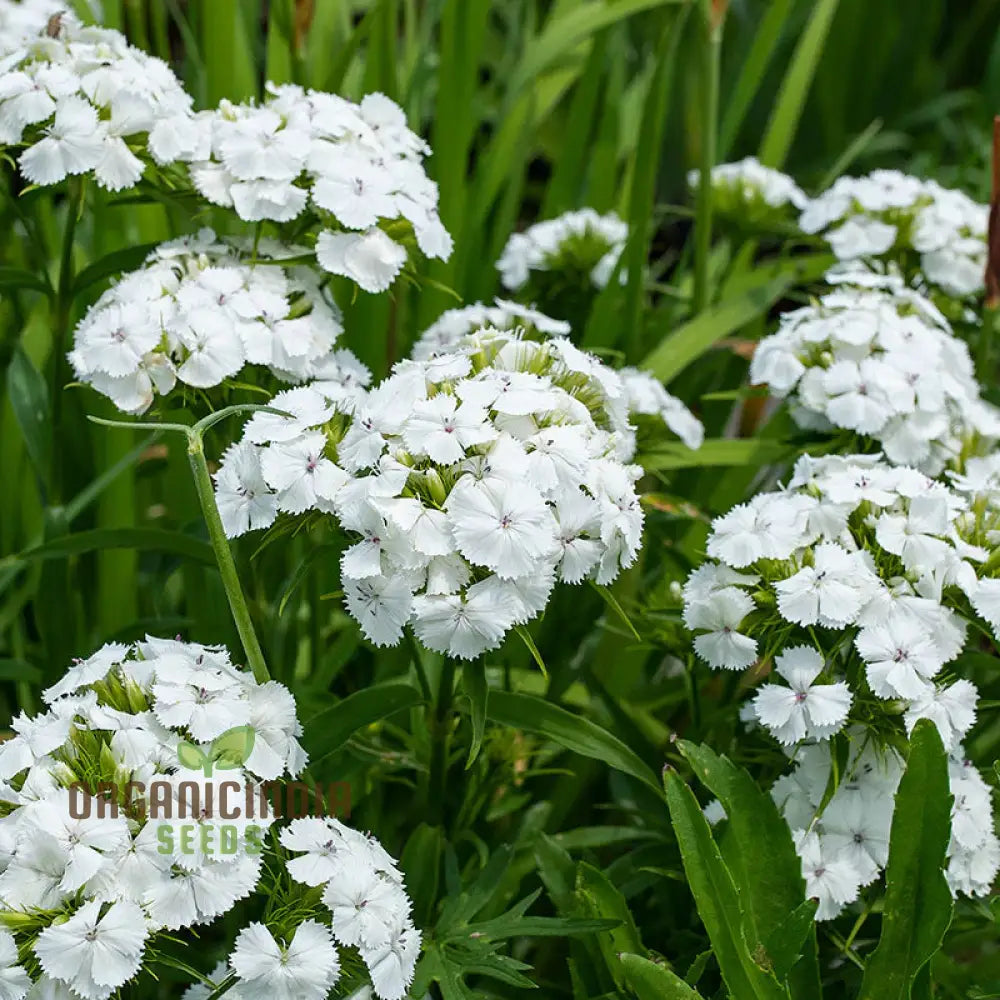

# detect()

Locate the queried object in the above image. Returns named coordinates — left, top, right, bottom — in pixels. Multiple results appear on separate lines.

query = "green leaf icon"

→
left=210, top=726, right=256, bottom=770
left=177, top=741, right=209, bottom=772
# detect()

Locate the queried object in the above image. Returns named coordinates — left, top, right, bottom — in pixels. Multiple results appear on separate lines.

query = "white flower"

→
left=315, top=228, right=407, bottom=293
left=855, top=619, right=944, bottom=699
left=324, top=867, right=412, bottom=948
left=362, top=922, right=422, bottom=1000
left=775, top=543, right=872, bottom=627
left=0, top=929, right=29, bottom=1000
left=685, top=587, right=758, bottom=670
left=795, top=830, right=862, bottom=921
left=214, top=442, right=279, bottom=538
left=410, top=588, right=516, bottom=660
left=496, top=208, right=627, bottom=292
left=752, top=646, right=851, bottom=744
left=230, top=921, right=340, bottom=1000
left=19, top=94, right=104, bottom=184
left=820, top=793, right=890, bottom=885
left=34, top=900, right=148, bottom=1000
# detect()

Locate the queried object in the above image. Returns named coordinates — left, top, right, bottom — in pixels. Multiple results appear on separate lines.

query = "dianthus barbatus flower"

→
left=216, top=326, right=647, bottom=659
left=0, top=637, right=415, bottom=998
left=69, top=228, right=367, bottom=414
left=681, top=453, right=1000, bottom=918
left=798, top=170, right=987, bottom=300
left=749, top=275, right=1000, bottom=473
left=0, top=13, right=193, bottom=191
left=412, top=303, right=704, bottom=451
left=496, top=207, right=627, bottom=292
left=154, top=82, right=451, bottom=293
left=688, top=157, right=808, bottom=221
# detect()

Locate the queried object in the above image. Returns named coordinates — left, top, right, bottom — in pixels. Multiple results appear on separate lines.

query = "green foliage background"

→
left=1, top=1, right=999, bottom=997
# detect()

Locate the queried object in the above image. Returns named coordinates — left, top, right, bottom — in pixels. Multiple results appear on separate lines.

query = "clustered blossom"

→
left=496, top=207, right=627, bottom=292
left=798, top=170, right=987, bottom=300
left=0, top=638, right=417, bottom=1000
left=217, top=327, right=648, bottom=659
left=689, top=156, right=808, bottom=220
left=69, top=229, right=367, bottom=414
left=413, top=301, right=704, bottom=451
left=0, top=0, right=63, bottom=52
left=0, top=638, right=297, bottom=997
left=0, top=12, right=193, bottom=191
left=749, top=275, right=1000, bottom=473
left=682, top=453, right=1000, bottom=918
left=154, top=83, right=452, bottom=293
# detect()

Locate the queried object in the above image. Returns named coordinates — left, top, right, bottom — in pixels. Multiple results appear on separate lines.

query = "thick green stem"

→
left=427, top=657, right=457, bottom=826
left=186, top=433, right=271, bottom=684
left=693, top=6, right=722, bottom=315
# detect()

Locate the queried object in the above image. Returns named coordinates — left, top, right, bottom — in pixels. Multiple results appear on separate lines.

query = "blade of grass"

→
left=758, top=0, right=842, bottom=169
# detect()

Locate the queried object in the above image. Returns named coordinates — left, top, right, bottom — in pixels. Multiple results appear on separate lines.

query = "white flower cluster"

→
left=776, top=740, right=997, bottom=919
left=688, top=156, right=808, bottom=214
left=799, top=170, right=987, bottom=299
left=682, top=453, right=1000, bottom=917
left=0, top=0, right=63, bottom=53
left=0, top=638, right=301, bottom=997
left=496, top=208, right=627, bottom=292
left=69, top=229, right=366, bottom=414
left=217, top=327, right=647, bottom=659
left=0, top=12, right=193, bottom=191
left=154, top=83, right=451, bottom=293
left=749, top=278, right=1000, bottom=473
left=413, top=301, right=704, bottom=450
left=0, top=637, right=418, bottom=1000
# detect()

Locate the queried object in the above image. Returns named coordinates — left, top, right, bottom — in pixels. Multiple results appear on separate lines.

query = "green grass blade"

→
left=758, top=0, right=842, bottom=169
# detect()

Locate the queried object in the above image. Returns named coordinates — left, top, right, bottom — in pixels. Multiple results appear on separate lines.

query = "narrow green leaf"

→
left=302, top=682, right=425, bottom=763
left=641, top=272, right=795, bottom=382
left=677, top=742, right=810, bottom=964
left=400, top=824, right=444, bottom=928
left=0, top=266, right=51, bottom=295
left=463, top=660, right=488, bottom=768
left=639, top=438, right=794, bottom=471
left=575, top=862, right=644, bottom=982
left=858, top=720, right=954, bottom=1000
left=621, top=953, right=705, bottom=999
left=718, top=0, right=794, bottom=159
left=71, top=242, right=160, bottom=294
left=6, top=344, right=51, bottom=487
left=515, top=624, right=548, bottom=677
left=758, top=0, right=842, bottom=169
left=2, top=528, right=216, bottom=569
left=507, top=0, right=684, bottom=100
left=0, top=658, right=42, bottom=684
left=590, top=582, right=642, bottom=641
left=481, top=691, right=662, bottom=794
left=663, top=769, right=789, bottom=1000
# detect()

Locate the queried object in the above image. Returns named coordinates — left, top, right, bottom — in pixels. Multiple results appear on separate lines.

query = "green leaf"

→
left=590, top=582, right=642, bottom=641
left=678, top=741, right=819, bottom=989
left=302, top=682, right=424, bottom=764
left=463, top=660, right=488, bottom=768
left=621, top=953, right=705, bottom=999
left=210, top=725, right=256, bottom=769
left=858, top=720, right=954, bottom=1000
left=6, top=344, right=51, bottom=487
left=71, top=242, right=160, bottom=295
left=481, top=691, right=662, bottom=794
left=639, top=438, right=794, bottom=471
left=1, top=528, right=216, bottom=573
left=506, top=0, right=685, bottom=100
left=758, top=0, right=843, bottom=169
left=0, top=266, right=51, bottom=295
left=400, top=824, right=444, bottom=929
left=663, top=769, right=789, bottom=1000
left=575, top=862, right=643, bottom=983
left=641, top=273, right=796, bottom=382
left=0, top=658, right=42, bottom=683
left=177, top=741, right=209, bottom=772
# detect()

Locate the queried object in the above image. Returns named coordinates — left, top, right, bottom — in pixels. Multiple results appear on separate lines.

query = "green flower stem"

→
left=186, top=432, right=271, bottom=684
left=692, top=2, right=722, bottom=315
left=428, top=657, right=457, bottom=826
left=89, top=405, right=285, bottom=685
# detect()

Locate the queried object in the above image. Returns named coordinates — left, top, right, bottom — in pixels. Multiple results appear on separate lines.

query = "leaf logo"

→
left=177, top=726, right=256, bottom=776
